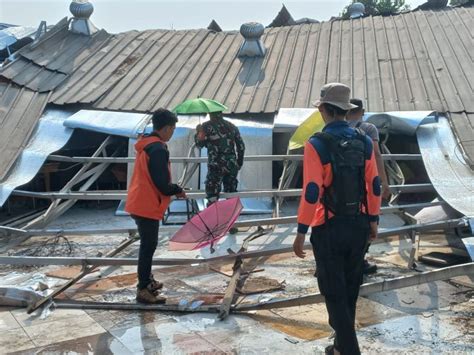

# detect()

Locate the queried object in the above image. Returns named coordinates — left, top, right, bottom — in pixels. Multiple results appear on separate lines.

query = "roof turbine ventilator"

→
left=238, top=22, right=266, bottom=58
left=69, top=0, right=98, bottom=36
left=348, top=2, right=366, bottom=19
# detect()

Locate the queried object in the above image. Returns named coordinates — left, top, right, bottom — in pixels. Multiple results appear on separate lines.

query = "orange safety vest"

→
left=125, top=135, right=172, bottom=220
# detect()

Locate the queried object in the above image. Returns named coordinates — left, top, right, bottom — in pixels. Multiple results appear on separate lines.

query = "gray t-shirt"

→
left=348, top=120, right=379, bottom=141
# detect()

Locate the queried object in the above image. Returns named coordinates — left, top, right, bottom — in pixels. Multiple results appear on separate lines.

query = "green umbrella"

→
left=172, top=98, right=228, bottom=115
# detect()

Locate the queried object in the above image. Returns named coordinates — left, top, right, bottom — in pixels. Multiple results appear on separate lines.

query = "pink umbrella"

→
left=169, top=197, right=243, bottom=252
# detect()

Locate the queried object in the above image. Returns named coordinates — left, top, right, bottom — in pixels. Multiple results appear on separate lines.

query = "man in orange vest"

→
left=293, top=83, right=381, bottom=355
left=126, top=109, right=186, bottom=304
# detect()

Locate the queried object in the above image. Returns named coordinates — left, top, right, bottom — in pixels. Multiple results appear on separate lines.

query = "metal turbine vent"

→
left=238, top=22, right=266, bottom=58
left=348, top=2, right=365, bottom=19
left=69, top=0, right=98, bottom=36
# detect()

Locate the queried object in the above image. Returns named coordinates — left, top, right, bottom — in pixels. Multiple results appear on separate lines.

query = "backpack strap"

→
left=313, top=132, right=339, bottom=222
left=352, top=130, right=369, bottom=213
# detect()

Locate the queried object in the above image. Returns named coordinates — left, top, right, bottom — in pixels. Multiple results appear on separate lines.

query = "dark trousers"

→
left=310, top=216, right=369, bottom=355
left=132, top=215, right=160, bottom=290
left=205, top=164, right=238, bottom=201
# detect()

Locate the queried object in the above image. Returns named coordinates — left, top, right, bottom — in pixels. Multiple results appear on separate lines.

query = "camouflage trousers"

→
left=205, top=163, right=239, bottom=204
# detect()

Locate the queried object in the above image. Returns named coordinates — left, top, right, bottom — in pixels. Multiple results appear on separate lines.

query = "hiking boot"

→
left=325, top=345, right=335, bottom=355
left=149, top=275, right=163, bottom=293
left=363, top=259, right=377, bottom=274
left=136, top=287, right=166, bottom=304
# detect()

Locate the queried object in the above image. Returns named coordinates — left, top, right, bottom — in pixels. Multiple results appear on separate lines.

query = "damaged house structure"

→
left=0, top=1, right=473, bottom=353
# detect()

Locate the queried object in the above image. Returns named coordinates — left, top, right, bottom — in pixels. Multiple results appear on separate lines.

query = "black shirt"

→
left=144, top=141, right=182, bottom=196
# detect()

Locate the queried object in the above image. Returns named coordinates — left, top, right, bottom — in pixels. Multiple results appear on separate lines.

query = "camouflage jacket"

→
left=194, top=118, right=245, bottom=166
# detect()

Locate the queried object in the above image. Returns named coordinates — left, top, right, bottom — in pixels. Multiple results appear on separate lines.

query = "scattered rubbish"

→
left=178, top=299, right=189, bottom=309
left=419, top=252, right=470, bottom=267
left=9, top=235, right=75, bottom=257
left=37, top=281, right=49, bottom=291
left=0, top=287, right=42, bottom=307
left=191, top=300, right=204, bottom=310
left=0, top=272, right=58, bottom=290
left=258, top=295, right=273, bottom=303
left=238, top=276, right=286, bottom=295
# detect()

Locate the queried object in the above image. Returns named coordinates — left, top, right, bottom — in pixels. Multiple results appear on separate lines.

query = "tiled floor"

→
left=1, top=207, right=473, bottom=353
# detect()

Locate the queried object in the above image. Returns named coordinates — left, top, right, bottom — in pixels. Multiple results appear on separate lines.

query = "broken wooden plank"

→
left=218, top=228, right=268, bottom=320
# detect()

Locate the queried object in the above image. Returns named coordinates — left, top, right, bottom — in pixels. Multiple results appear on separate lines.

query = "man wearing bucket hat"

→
left=293, top=83, right=381, bottom=355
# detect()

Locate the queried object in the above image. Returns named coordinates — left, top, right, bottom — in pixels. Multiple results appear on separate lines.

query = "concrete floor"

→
left=0, top=205, right=473, bottom=354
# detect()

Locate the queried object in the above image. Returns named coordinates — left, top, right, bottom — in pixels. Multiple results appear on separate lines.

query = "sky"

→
left=1, top=0, right=429, bottom=32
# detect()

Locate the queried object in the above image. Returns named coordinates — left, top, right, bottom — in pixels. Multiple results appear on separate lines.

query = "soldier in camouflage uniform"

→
left=195, top=112, right=245, bottom=205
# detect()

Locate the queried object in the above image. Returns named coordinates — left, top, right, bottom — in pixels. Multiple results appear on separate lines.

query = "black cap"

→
left=350, top=98, right=363, bottom=111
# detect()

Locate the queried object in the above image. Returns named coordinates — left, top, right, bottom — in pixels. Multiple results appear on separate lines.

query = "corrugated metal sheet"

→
left=0, top=82, right=50, bottom=181
left=449, top=112, right=474, bottom=167
left=0, top=8, right=472, bottom=164
left=1, top=7, right=471, bottom=115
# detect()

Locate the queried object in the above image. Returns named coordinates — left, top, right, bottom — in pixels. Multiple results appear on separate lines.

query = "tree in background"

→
left=341, top=0, right=410, bottom=18
left=449, top=0, right=469, bottom=5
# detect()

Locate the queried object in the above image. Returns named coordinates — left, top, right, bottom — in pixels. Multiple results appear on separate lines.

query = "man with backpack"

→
left=293, top=83, right=381, bottom=355
left=347, top=98, right=390, bottom=275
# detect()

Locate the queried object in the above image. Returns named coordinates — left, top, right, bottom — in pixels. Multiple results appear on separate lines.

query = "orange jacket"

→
left=125, top=135, right=172, bottom=220
left=297, top=121, right=381, bottom=234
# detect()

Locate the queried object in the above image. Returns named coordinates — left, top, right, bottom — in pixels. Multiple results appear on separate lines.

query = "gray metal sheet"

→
left=116, top=115, right=273, bottom=215
left=0, top=26, right=36, bottom=50
left=0, top=109, right=74, bottom=207
left=365, top=111, right=437, bottom=136
left=197, top=117, right=273, bottom=214
left=461, top=237, right=474, bottom=261
left=0, top=84, right=51, bottom=181
left=274, top=109, right=437, bottom=135
left=417, top=117, right=474, bottom=217
left=2, top=7, right=472, bottom=116
left=63, top=110, right=150, bottom=138
left=2, top=7, right=473, bottom=163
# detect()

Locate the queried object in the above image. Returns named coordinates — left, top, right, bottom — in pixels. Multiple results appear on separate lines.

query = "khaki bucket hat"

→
left=312, top=83, right=358, bottom=111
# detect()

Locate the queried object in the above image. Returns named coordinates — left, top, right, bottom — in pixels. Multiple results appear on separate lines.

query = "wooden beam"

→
left=218, top=228, right=268, bottom=320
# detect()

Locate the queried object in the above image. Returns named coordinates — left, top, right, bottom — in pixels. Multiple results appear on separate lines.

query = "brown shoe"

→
left=149, top=275, right=163, bottom=293
left=136, top=287, right=166, bottom=304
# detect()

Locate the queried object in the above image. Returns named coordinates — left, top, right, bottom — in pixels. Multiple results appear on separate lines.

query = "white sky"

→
left=1, top=0, right=429, bottom=32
